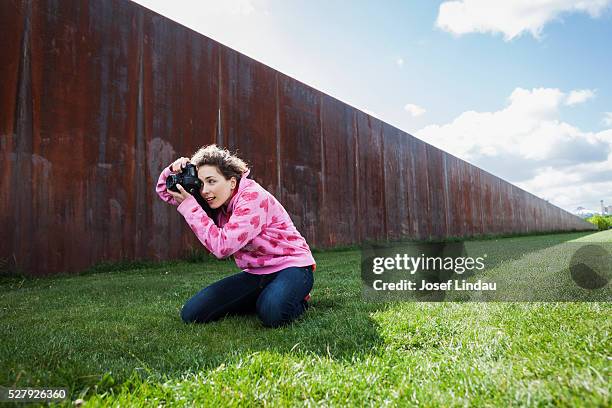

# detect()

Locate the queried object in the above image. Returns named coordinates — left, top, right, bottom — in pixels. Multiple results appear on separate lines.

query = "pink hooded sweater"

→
left=156, top=166, right=316, bottom=275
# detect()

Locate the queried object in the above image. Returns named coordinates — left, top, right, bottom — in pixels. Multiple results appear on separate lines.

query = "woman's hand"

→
left=170, top=157, right=192, bottom=173
left=167, top=184, right=191, bottom=205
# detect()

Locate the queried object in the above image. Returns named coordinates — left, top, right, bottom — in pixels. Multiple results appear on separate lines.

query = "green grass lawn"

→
left=1, top=231, right=610, bottom=407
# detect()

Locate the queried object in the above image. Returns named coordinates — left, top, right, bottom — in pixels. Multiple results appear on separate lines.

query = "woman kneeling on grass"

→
left=156, top=144, right=315, bottom=328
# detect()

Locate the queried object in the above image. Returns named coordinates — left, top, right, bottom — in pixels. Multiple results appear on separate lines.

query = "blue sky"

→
left=133, top=0, right=612, bottom=213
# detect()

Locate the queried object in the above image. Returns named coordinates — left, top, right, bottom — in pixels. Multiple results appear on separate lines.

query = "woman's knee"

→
left=257, top=306, right=284, bottom=328
left=180, top=297, right=216, bottom=324
left=256, top=297, right=305, bottom=328
left=180, top=303, right=200, bottom=324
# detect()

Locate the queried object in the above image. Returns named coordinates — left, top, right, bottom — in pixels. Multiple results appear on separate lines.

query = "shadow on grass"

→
left=0, top=250, right=393, bottom=401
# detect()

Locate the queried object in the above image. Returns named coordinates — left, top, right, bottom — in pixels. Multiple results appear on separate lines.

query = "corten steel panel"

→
left=277, top=74, right=322, bottom=247
left=542, top=200, right=549, bottom=231
left=526, top=193, right=533, bottom=233
left=537, top=198, right=544, bottom=232
left=479, top=169, right=489, bottom=235
left=9, top=0, right=144, bottom=275
left=471, top=167, right=484, bottom=236
left=441, top=154, right=452, bottom=237
left=491, top=173, right=503, bottom=235
left=515, top=187, right=523, bottom=232
left=445, top=154, right=461, bottom=238
left=401, top=134, right=420, bottom=239
left=520, top=192, right=527, bottom=233
left=468, top=161, right=479, bottom=235
left=500, top=178, right=509, bottom=233
left=502, top=179, right=510, bottom=233
left=480, top=171, right=495, bottom=234
left=381, top=123, right=406, bottom=241
left=511, top=184, right=520, bottom=232
left=538, top=194, right=547, bottom=231
left=355, top=112, right=386, bottom=242
left=466, top=160, right=481, bottom=236
left=518, top=191, right=525, bottom=233
left=220, top=47, right=278, bottom=194
left=144, top=9, right=219, bottom=262
left=459, top=160, right=472, bottom=236
left=506, top=184, right=519, bottom=233
left=453, top=159, right=465, bottom=236
left=426, top=144, right=447, bottom=240
left=0, top=0, right=27, bottom=273
left=524, top=193, right=531, bottom=233
left=561, top=208, right=568, bottom=230
left=523, top=191, right=529, bottom=232
left=541, top=199, right=547, bottom=232
left=0, top=0, right=23, bottom=137
left=521, top=189, right=528, bottom=232
left=319, top=93, right=358, bottom=247
left=547, top=203, right=553, bottom=231
left=406, top=137, right=430, bottom=239
left=480, top=170, right=492, bottom=235
left=527, top=193, right=538, bottom=233
left=520, top=190, right=528, bottom=233
left=539, top=198, right=546, bottom=232
left=495, top=176, right=505, bottom=233
left=453, top=159, right=466, bottom=236
left=530, top=195, right=536, bottom=232
left=508, top=184, right=519, bottom=231
left=478, top=170, right=488, bottom=234
left=531, top=195, right=536, bottom=232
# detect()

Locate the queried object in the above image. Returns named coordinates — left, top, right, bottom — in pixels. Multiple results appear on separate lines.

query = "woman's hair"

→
left=190, top=144, right=249, bottom=181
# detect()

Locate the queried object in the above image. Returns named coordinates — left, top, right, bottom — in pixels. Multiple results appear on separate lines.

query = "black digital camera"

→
left=166, top=163, right=202, bottom=195
left=166, top=163, right=217, bottom=221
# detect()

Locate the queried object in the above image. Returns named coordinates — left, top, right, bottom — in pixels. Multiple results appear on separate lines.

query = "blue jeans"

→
left=180, top=265, right=314, bottom=328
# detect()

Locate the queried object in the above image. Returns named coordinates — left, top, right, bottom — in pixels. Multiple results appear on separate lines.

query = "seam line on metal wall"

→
left=353, top=111, right=361, bottom=243
left=319, top=94, right=325, bottom=193
left=380, top=125, right=387, bottom=240
left=424, top=143, right=431, bottom=239
left=135, top=10, right=146, bottom=258
left=443, top=154, right=451, bottom=237
left=217, top=47, right=222, bottom=147
left=414, top=139, right=420, bottom=237
left=13, top=0, right=33, bottom=271
left=319, top=93, right=325, bottom=245
left=275, top=73, right=281, bottom=197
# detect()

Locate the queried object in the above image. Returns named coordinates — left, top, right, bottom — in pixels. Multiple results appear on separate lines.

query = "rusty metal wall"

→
left=1, top=0, right=596, bottom=276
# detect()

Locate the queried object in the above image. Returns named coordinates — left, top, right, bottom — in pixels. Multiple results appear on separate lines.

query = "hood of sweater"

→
left=220, top=168, right=252, bottom=215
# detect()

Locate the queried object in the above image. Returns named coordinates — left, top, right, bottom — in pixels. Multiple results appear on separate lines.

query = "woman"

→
left=156, top=144, right=315, bottom=328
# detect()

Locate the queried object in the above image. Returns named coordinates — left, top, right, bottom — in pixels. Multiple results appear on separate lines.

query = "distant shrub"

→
left=586, top=215, right=612, bottom=231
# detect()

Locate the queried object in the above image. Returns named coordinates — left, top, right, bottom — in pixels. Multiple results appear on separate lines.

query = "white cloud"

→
left=436, top=0, right=612, bottom=41
left=565, top=89, right=596, bottom=105
left=603, top=112, right=612, bottom=126
left=404, top=103, right=426, bottom=117
left=396, top=58, right=404, bottom=68
left=415, top=87, right=612, bottom=211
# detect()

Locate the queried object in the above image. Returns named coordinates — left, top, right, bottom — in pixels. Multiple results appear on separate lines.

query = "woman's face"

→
left=197, top=165, right=237, bottom=209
